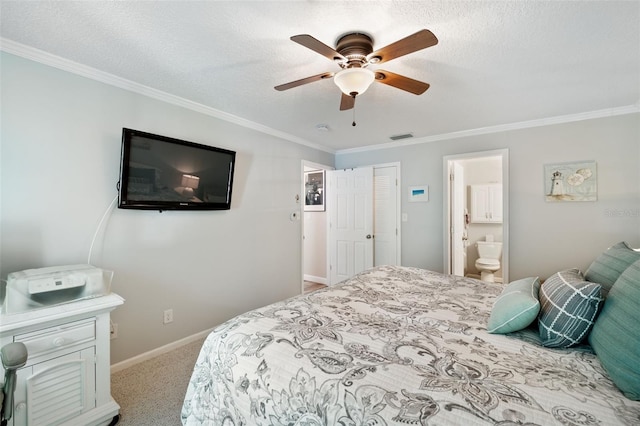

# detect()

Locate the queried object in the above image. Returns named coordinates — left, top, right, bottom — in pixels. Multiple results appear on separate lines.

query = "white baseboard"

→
left=304, top=274, right=327, bottom=285
left=110, top=328, right=213, bottom=374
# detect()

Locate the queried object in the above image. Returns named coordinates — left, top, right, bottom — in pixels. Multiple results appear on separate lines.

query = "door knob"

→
left=366, top=234, right=372, bottom=239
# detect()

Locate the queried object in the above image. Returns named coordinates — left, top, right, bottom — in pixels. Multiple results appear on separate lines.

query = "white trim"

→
left=0, top=38, right=334, bottom=155
left=300, top=160, right=334, bottom=294
left=337, top=104, right=640, bottom=155
left=304, top=274, right=328, bottom=285
left=4, top=37, right=637, bottom=156
left=443, top=149, right=509, bottom=283
left=110, top=328, right=212, bottom=373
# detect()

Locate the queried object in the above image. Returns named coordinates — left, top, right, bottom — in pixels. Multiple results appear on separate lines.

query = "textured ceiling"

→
left=1, top=1, right=639, bottom=152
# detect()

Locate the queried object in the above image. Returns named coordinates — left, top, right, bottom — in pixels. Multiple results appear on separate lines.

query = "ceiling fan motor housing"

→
left=336, top=33, right=374, bottom=68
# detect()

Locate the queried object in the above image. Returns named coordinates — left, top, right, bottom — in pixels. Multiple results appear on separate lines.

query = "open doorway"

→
left=443, top=150, right=509, bottom=284
left=301, top=161, right=332, bottom=294
left=301, top=161, right=402, bottom=293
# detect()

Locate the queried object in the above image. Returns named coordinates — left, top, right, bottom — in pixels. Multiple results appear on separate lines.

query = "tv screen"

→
left=118, top=128, right=236, bottom=211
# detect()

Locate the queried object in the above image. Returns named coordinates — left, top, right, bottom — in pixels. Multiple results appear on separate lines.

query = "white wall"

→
left=0, top=53, right=333, bottom=363
left=336, top=113, right=640, bottom=280
left=303, top=210, right=327, bottom=283
left=2, top=51, right=639, bottom=364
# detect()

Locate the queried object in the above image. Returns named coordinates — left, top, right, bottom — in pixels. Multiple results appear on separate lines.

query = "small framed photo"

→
left=544, top=160, right=597, bottom=202
left=304, top=170, right=325, bottom=211
left=408, top=185, right=429, bottom=202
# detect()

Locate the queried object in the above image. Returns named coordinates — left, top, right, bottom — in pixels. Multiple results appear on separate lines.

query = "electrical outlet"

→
left=163, top=309, right=174, bottom=324
left=110, top=322, right=118, bottom=339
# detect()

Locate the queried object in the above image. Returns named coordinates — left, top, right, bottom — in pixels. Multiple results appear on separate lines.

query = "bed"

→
left=181, top=262, right=640, bottom=425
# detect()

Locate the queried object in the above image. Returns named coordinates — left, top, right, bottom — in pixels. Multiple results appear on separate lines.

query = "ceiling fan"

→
left=274, top=29, right=438, bottom=113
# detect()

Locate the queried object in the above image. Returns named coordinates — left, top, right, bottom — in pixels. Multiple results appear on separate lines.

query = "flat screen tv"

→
left=118, top=128, right=236, bottom=211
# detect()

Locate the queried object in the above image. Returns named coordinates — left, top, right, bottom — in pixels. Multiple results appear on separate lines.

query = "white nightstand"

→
left=0, top=293, right=124, bottom=426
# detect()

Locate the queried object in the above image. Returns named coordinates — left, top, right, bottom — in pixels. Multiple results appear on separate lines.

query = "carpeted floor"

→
left=111, top=338, right=205, bottom=425
left=111, top=284, right=325, bottom=424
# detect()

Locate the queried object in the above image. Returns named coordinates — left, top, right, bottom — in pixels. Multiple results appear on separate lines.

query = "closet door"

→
left=374, top=166, right=399, bottom=266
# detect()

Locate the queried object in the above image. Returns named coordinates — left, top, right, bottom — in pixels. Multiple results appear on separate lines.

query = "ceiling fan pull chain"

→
left=352, top=93, right=357, bottom=126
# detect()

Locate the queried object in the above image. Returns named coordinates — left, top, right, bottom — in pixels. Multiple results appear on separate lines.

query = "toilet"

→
left=475, top=237, right=502, bottom=283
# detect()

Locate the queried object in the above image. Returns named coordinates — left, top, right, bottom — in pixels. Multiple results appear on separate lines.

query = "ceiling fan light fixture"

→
left=334, top=68, right=375, bottom=96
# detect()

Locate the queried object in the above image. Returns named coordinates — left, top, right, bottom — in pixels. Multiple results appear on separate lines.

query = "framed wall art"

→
left=304, top=170, right=325, bottom=211
left=408, top=185, right=429, bottom=202
left=544, top=160, right=597, bottom=202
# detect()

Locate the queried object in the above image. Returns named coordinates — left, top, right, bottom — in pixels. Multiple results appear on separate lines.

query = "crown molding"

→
left=0, top=38, right=335, bottom=155
left=3, top=38, right=636, bottom=158
left=336, top=104, right=640, bottom=155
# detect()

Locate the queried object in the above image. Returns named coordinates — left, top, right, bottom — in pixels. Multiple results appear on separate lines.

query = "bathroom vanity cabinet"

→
left=470, top=184, right=503, bottom=223
left=0, top=293, right=123, bottom=426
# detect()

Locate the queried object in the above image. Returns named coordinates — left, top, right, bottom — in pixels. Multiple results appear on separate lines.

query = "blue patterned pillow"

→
left=585, top=242, right=640, bottom=297
left=487, top=277, right=541, bottom=334
left=589, top=258, right=640, bottom=400
left=538, top=269, right=603, bottom=348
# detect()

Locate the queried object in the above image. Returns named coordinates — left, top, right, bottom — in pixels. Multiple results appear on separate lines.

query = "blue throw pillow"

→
left=589, top=258, right=640, bottom=400
left=538, top=269, right=603, bottom=348
left=487, top=277, right=541, bottom=334
left=585, top=242, right=640, bottom=297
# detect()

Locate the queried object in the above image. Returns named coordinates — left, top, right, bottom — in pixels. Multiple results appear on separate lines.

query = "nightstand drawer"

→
left=14, top=318, right=96, bottom=358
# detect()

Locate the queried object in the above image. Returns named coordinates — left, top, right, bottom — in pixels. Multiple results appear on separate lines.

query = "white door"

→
left=374, top=166, right=398, bottom=266
left=451, top=161, right=466, bottom=276
left=328, top=167, right=374, bottom=285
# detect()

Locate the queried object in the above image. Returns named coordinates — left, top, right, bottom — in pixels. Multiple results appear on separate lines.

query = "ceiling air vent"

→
left=389, top=133, right=413, bottom=141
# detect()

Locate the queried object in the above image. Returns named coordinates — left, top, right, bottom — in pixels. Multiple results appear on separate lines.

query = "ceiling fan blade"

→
left=274, top=72, right=335, bottom=91
left=291, top=34, right=347, bottom=62
left=368, top=29, right=438, bottom=64
left=340, top=93, right=355, bottom=111
left=374, top=70, right=430, bottom=95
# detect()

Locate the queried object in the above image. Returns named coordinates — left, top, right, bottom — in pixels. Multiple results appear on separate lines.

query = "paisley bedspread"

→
left=181, top=265, right=640, bottom=425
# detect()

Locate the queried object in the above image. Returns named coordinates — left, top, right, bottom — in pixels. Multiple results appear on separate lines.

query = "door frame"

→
left=300, top=160, right=333, bottom=294
left=443, top=149, right=509, bottom=283
left=304, top=162, right=402, bottom=291
left=450, top=160, right=465, bottom=276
